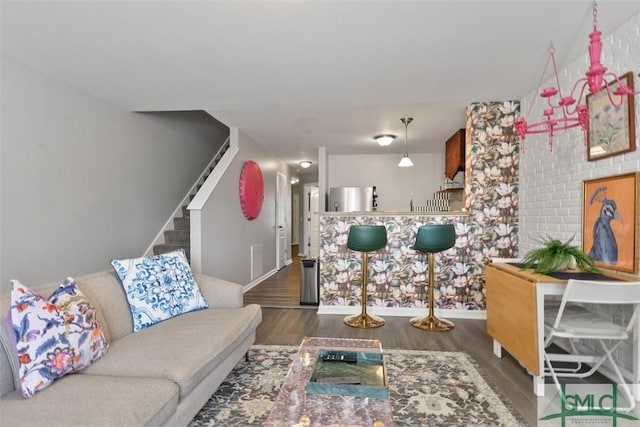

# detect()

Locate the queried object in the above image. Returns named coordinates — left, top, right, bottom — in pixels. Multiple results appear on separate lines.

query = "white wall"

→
left=328, top=152, right=446, bottom=212
left=198, top=129, right=290, bottom=285
left=519, top=12, right=640, bottom=255
left=0, top=55, right=225, bottom=291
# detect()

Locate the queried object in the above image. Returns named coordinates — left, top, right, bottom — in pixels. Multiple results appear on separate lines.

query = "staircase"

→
left=152, top=206, right=193, bottom=259
left=152, top=138, right=230, bottom=260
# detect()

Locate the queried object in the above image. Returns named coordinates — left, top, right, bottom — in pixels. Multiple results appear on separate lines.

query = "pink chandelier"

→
left=515, top=1, right=639, bottom=151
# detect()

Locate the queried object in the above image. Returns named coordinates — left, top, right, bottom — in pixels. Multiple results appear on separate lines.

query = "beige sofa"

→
left=0, top=270, right=262, bottom=427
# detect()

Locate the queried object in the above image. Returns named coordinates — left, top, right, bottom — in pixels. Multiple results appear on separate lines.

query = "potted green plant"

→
left=522, top=235, right=599, bottom=274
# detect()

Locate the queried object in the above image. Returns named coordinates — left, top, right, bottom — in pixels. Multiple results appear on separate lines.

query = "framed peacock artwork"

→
left=582, top=172, right=640, bottom=274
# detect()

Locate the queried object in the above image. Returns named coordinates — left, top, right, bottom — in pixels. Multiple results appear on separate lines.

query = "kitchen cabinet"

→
left=445, top=129, right=465, bottom=180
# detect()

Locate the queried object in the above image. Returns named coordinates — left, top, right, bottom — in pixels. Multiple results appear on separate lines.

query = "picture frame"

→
left=582, top=172, right=640, bottom=274
left=587, top=72, right=636, bottom=161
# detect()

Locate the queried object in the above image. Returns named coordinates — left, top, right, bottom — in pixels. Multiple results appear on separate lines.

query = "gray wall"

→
left=0, top=54, right=226, bottom=291
left=199, top=130, right=290, bottom=285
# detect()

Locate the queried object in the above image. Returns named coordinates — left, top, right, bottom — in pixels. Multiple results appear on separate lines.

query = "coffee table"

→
left=265, top=337, right=394, bottom=426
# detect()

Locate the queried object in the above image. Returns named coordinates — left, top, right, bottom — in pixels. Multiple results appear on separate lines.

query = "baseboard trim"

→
left=316, top=305, right=487, bottom=320
left=243, top=268, right=278, bottom=292
left=243, top=256, right=294, bottom=292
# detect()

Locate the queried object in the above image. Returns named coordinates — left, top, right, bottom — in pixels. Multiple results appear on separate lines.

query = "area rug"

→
left=189, top=345, right=526, bottom=426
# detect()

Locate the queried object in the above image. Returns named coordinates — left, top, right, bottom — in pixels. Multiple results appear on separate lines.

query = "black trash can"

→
left=300, top=258, right=319, bottom=305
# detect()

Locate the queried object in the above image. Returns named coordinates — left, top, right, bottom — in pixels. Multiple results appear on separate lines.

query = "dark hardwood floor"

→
left=245, top=246, right=538, bottom=426
left=243, top=245, right=302, bottom=307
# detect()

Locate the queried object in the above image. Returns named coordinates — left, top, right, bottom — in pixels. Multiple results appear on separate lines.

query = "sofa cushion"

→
left=81, top=304, right=262, bottom=399
left=0, top=316, right=18, bottom=398
left=111, top=250, right=208, bottom=332
left=9, top=279, right=109, bottom=398
left=0, top=373, right=178, bottom=427
left=74, top=271, right=133, bottom=342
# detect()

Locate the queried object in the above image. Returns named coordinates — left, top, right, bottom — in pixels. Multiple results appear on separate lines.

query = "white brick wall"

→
left=520, top=12, right=640, bottom=379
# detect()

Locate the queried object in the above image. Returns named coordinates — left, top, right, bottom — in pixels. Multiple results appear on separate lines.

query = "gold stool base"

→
left=344, top=313, right=385, bottom=329
left=410, top=315, right=455, bottom=331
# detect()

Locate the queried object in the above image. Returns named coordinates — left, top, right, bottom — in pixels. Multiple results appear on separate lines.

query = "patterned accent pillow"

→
left=9, top=278, right=109, bottom=398
left=111, top=249, right=208, bottom=332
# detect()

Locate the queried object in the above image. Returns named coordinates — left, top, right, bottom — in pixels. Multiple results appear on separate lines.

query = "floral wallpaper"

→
left=466, top=101, right=520, bottom=262
left=319, top=101, right=520, bottom=311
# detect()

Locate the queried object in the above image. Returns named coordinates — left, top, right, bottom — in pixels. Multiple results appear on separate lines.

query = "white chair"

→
left=543, top=279, right=640, bottom=409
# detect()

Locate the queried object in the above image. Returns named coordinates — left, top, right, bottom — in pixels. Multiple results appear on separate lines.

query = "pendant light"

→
left=398, top=117, right=414, bottom=167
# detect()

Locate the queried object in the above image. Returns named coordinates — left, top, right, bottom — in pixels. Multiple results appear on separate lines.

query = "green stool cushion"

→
left=413, top=224, right=455, bottom=253
left=347, top=225, right=387, bottom=252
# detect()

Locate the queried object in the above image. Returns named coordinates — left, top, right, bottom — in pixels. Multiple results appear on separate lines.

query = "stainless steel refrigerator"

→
left=328, top=186, right=376, bottom=212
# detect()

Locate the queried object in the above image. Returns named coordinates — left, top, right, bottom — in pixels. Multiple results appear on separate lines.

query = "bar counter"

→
left=321, top=210, right=469, bottom=216
left=318, top=211, right=484, bottom=318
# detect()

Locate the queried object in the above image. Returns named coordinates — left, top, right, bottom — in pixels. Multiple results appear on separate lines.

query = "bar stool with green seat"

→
left=410, top=224, right=456, bottom=331
left=344, top=225, right=388, bottom=328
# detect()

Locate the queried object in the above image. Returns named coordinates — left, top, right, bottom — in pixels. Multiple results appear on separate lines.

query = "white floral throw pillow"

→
left=9, top=278, right=109, bottom=398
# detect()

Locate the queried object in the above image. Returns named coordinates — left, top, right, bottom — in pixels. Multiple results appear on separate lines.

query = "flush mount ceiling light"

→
left=299, top=160, right=312, bottom=169
left=515, top=0, right=640, bottom=151
left=398, top=117, right=414, bottom=168
left=374, top=134, right=396, bottom=146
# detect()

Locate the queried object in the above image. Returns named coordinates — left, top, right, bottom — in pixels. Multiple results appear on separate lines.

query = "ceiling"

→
left=2, top=1, right=639, bottom=174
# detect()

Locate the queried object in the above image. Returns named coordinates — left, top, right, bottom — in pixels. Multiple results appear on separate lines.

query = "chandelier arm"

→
left=543, top=97, right=569, bottom=119
left=524, top=119, right=582, bottom=134
left=563, top=78, right=589, bottom=116
left=545, top=96, right=558, bottom=110
left=603, top=72, right=639, bottom=101
left=601, top=83, right=627, bottom=109
left=600, top=84, right=619, bottom=109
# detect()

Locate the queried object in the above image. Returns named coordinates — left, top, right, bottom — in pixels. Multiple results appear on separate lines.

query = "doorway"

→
left=292, top=193, right=300, bottom=245
left=302, top=184, right=319, bottom=258
left=276, top=172, right=289, bottom=270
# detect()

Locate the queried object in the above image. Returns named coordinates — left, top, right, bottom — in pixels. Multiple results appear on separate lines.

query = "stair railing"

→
left=188, top=128, right=240, bottom=273
left=143, top=136, right=232, bottom=257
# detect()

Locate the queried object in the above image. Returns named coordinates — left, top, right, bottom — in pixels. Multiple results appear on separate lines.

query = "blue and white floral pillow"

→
left=111, top=249, right=208, bottom=332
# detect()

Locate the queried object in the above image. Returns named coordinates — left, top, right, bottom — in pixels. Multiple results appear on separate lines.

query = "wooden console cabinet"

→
left=486, top=265, right=537, bottom=374
left=486, top=263, right=567, bottom=395
left=485, top=264, right=555, bottom=376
